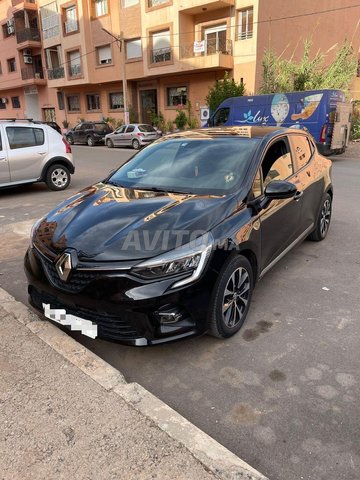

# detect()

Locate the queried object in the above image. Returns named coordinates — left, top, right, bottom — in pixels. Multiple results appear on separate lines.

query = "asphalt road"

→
left=1, top=144, right=359, bottom=480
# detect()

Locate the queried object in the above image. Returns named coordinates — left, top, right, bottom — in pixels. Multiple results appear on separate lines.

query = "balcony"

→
left=21, top=66, right=46, bottom=84
left=47, top=66, right=65, bottom=80
left=68, top=64, right=82, bottom=78
left=179, top=0, right=234, bottom=15
left=16, top=27, right=41, bottom=48
left=150, top=47, right=172, bottom=64
left=11, top=0, right=37, bottom=14
left=179, top=39, right=233, bottom=71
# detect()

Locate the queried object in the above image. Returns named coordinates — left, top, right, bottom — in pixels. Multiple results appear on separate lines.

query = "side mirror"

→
left=264, top=180, right=297, bottom=200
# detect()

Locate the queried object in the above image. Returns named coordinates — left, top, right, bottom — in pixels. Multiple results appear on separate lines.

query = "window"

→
left=125, top=125, right=135, bottom=133
left=262, top=140, right=293, bottom=187
left=68, top=50, right=81, bottom=77
left=96, top=45, right=112, bottom=65
left=122, top=0, right=139, bottom=6
left=64, top=5, right=78, bottom=34
left=211, top=107, right=230, bottom=126
left=167, top=86, right=187, bottom=107
left=290, top=135, right=312, bottom=169
left=109, top=92, right=124, bottom=109
left=252, top=169, right=262, bottom=197
left=11, top=96, right=20, bottom=109
left=0, top=100, right=6, bottom=110
left=238, top=7, right=253, bottom=40
left=151, top=30, right=171, bottom=63
left=126, top=39, right=142, bottom=60
left=7, top=58, right=16, bottom=73
left=6, top=127, right=44, bottom=150
left=148, top=0, right=168, bottom=7
left=205, top=25, right=227, bottom=54
left=86, top=94, right=101, bottom=111
left=93, top=0, right=108, bottom=17
left=57, top=91, right=65, bottom=110
left=40, top=2, right=59, bottom=39
left=67, top=95, right=80, bottom=112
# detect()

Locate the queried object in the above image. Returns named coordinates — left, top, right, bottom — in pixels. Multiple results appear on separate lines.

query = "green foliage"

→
left=128, top=105, right=138, bottom=123
left=185, top=101, right=199, bottom=129
left=351, top=103, right=360, bottom=140
left=62, top=119, right=69, bottom=128
left=260, top=39, right=357, bottom=94
left=165, top=120, right=174, bottom=133
left=205, top=72, right=246, bottom=113
left=148, top=110, right=166, bottom=132
left=174, top=109, right=188, bottom=130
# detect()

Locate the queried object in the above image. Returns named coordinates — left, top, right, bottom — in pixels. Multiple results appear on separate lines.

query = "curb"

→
left=0, top=287, right=268, bottom=480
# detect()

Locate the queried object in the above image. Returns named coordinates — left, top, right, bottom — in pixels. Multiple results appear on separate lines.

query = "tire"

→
left=208, top=254, right=254, bottom=339
left=45, top=164, right=71, bottom=191
left=132, top=139, right=140, bottom=150
left=106, top=138, right=114, bottom=149
left=87, top=136, right=95, bottom=147
left=308, top=193, right=332, bottom=242
left=67, top=135, right=74, bottom=145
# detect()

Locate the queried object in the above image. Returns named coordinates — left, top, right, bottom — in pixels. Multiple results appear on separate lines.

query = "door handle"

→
left=294, top=190, right=303, bottom=201
left=0, top=157, right=6, bottom=161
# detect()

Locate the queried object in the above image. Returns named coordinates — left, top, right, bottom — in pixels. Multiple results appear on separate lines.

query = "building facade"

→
left=0, top=0, right=359, bottom=129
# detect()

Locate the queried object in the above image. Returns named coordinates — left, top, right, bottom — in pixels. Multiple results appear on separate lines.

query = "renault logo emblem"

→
left=55, top=252, right=73, bottom=282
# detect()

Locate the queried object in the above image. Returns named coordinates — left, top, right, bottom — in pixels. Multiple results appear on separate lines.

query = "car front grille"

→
left=30, top=288, right=140, bottom=340
left=37, top=252, right=104, bottom=294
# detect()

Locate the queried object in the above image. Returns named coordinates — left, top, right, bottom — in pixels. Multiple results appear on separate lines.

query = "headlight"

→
left=132, top=233, right=214, bottom=289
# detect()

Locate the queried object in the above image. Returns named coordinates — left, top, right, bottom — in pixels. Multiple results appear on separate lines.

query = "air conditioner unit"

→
left=6, top=19, right=14, bottom=27
left=1, top=98, right=8, bottom=104
left=7, top=25, right=15, bottom=35
left=23, top=49, right=32, bottom=56
left=24, top=56, right=33, bottom=64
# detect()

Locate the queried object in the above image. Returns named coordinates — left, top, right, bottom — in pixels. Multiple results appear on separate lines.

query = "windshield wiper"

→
left=138, top=186, right=193, bottom=195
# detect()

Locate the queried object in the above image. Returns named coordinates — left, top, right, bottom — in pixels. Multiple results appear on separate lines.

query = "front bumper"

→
left=25, top=247, right=212, bottom=345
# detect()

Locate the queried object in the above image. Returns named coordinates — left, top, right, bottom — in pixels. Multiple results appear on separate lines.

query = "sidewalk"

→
left=0, top=288, right=267, bottom=480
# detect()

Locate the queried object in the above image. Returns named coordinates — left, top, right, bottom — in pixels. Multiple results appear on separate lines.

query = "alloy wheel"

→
left=222, top=267, right=250, bottom=328
left=51, top=168, right=68, bottom=188
left=320, top=199, right=331, bottom=237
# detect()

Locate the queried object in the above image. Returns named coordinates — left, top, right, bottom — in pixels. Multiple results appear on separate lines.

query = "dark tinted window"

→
left=291, top=135, right=312, bottom=170
left=6, top=127, right=44, bottom=149
left=93, top=123, right=111, bottom=133
left=138, top=124, right=156, bottom=132
left=262, top=139, right=293, bottom=186
left=126, top=125, right=135, bottom=133
left=109, top=136, right=259, bottom=195
left=212, top=108, right=230, bottom=126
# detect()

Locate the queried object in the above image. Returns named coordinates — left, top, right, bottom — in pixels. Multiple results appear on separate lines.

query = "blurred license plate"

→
left=42, top=303, right=98, bottom=339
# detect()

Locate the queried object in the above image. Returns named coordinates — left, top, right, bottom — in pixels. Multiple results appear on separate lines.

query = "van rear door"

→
left=331, top=102, right=352, bottom=150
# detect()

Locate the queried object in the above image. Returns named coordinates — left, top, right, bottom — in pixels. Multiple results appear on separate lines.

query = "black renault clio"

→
left=25, top=127, right=333, bottom=345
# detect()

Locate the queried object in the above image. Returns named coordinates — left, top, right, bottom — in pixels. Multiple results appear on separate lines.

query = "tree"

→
left=259, top=39, right=357, bottom=94
left=205, top=72, right=245, bottom=113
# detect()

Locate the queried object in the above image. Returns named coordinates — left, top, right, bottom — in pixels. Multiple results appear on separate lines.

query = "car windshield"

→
left=93, top=123, right=111, bottom=133
left=108, top=136, right=259, bottom=195
left=138, top=125, right=156, bottom=133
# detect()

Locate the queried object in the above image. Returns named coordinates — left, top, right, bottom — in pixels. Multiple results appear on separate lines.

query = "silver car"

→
left=105, top=124, right=161, bottom=150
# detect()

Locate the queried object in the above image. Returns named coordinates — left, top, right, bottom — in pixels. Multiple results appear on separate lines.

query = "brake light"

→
left=62, top=137, right=72, bottom=153
left=137, top=132, right=144, bottom=137
left=320, top=124, right=328, bottom=143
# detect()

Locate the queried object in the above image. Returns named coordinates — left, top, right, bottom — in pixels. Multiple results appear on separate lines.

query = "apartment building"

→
left=0, top=0, right=359, bottom=128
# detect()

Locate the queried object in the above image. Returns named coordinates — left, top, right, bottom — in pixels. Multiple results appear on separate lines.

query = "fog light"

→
left=154, top=305, right=185, bottom=324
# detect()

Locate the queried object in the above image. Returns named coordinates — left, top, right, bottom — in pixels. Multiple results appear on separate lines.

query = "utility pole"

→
left=102, top=28, right=129, bottom=124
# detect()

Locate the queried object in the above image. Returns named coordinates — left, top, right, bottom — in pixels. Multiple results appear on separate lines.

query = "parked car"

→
left=41, top=121, right=62, bottom=135
left=26, top=126, right=332, bottom=345
left=66, top=121, right=113, bottom=146
left=0, top=119, right=74, bottom=191
left=105, top=123, right=161, bottom=150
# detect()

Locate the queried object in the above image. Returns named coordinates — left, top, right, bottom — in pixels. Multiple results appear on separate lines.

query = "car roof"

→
left=165, top=126, right=301, bottom=140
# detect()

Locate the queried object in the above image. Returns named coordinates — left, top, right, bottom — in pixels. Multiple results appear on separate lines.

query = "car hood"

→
left=34, top=183, right=239, bottom=261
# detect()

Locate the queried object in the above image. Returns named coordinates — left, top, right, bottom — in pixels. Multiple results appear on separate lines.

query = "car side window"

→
left=251, top=169, right=263, bottom=198
left=262, top=139, right=293, bottom=187
left=290, top=135, right=313, bottom=170
left=117, top=126, right=126, bottom=134
left=6, top=127, right=44, bottom=150
left=126, top=125, right=135, bottom=133
left=212, top=108, right=230, bottom=127
left=74, top=124, right=82, bottom=131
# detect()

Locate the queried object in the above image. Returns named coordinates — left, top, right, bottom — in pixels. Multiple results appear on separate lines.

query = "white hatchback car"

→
left=0, top=119, right=74, bottom=191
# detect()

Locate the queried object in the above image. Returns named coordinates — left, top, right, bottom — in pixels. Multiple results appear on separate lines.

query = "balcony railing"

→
left=16, top=27, right=41, bottom=43
left=150, top=47, right=171, bottom=64
left=180, top=38, right=232, bottom=59
left=237, top=30, right=253, bottom=40
left=148, top=0, right=168, bottom=7
left=47, top=66, right=64, bottom=80
left=68, top=64, right=81, bottom=77
left=64, top=19, right=78, bottom=34
left=21, top=66, right=44, bottom=80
